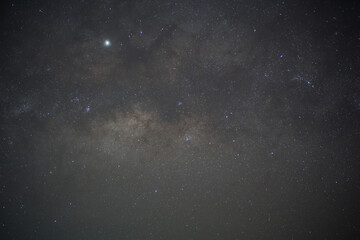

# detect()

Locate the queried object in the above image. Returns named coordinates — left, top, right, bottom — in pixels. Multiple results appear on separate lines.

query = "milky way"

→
left=1, top=0, right=360, bottom=239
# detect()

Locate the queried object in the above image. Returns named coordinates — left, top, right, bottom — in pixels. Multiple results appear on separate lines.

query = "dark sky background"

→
left=1, top=0, right=360, bottom=239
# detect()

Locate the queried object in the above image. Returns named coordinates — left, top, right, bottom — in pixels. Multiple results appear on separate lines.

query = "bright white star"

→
left=104, top=40, right=111, bottom=46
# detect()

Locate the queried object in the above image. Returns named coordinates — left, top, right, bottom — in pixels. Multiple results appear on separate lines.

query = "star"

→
left=104, top=40, right=111, bottom=46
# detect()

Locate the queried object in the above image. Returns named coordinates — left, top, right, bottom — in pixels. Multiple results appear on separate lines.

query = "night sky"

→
left=1, top=0, right=360, bottom=239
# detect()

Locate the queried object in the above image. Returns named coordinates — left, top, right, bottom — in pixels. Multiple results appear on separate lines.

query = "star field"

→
left=1, top=0, right=360, bottom=239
